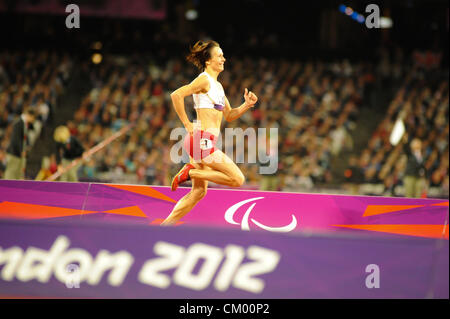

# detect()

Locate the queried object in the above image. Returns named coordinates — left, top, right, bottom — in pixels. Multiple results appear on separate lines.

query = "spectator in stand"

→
left=0, top=50, right=73, bottom=179
left=0, top=149, right=6, bottom=179
left=402, top=134, right=427, bottom=198
left=54, top=125, right=86, bottom=182
left=4, top=107, right=36, bottom=180
left=355, top=59, right=448, bottom=197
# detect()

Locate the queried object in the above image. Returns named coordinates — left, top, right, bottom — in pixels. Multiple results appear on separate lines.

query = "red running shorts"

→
left=183, top=130, right=218, bottom=161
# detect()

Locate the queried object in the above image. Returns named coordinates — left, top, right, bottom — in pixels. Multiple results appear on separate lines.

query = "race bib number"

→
left=200, top=138, right=213, bottom=151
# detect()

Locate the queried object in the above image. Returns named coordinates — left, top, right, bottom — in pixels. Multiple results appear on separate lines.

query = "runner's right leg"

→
left=161, top=162, right=209, bottom=226
left=189, top=150, right=245, bottom=187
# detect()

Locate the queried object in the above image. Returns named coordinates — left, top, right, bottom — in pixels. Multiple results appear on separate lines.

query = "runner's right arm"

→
left=170, top=74, right=209, bottom=134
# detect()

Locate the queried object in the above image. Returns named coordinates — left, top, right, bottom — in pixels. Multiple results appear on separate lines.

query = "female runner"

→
left=161, top=40, right=258, bottom=226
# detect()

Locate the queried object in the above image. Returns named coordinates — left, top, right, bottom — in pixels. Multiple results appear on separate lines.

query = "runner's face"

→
left=207, top=46, right=226, bottom=72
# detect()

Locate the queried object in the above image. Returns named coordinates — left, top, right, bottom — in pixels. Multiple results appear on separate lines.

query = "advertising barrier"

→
left=0, top=180, right=448, bottom=239
left=0, top=180, right=448, bottom=298
left=0, top=219, right=448, bottom=298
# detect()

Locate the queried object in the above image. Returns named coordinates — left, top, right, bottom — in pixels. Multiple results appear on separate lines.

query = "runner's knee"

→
left=232, top=171, right=245, bottom=187
left=191, top=187, right=207, bottom=200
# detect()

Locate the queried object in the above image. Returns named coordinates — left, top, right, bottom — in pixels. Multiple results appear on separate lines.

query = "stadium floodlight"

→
left=345, top=7, right=354, bottom=15
left=92, top=53, right=103, bottom=65
left=185, top=9, right=198, bottom=20
left=339, top=4, right=366, bottom=25
left=380, top=17, right=393, bottom=28
left=357, top=14, right=365, bottom=23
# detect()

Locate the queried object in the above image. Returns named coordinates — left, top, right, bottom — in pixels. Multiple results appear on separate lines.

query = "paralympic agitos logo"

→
left=224, top=197, right=298, bottom=232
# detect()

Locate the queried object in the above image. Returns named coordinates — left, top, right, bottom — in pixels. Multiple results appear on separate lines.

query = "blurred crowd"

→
left=346, top=62, right=449, bottom=196
left=67, top=54, right=371, bottom=190
left=0, top=50, right=72, bottom=178
left=0, top=47, right=448, bottom=198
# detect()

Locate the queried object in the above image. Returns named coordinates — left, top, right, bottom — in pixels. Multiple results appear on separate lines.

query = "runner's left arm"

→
left=223, top=88, right=258, bottom=122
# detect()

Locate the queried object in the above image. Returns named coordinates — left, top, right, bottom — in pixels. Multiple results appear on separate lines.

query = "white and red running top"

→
left=193, top=72, right=226, bottom=111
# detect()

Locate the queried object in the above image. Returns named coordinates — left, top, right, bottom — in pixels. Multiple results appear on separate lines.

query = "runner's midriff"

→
left=195, top=108, right=222, bottom=137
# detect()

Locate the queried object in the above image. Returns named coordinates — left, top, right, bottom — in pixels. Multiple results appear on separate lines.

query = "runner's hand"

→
left=244, top=88, right=258, bottom=107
